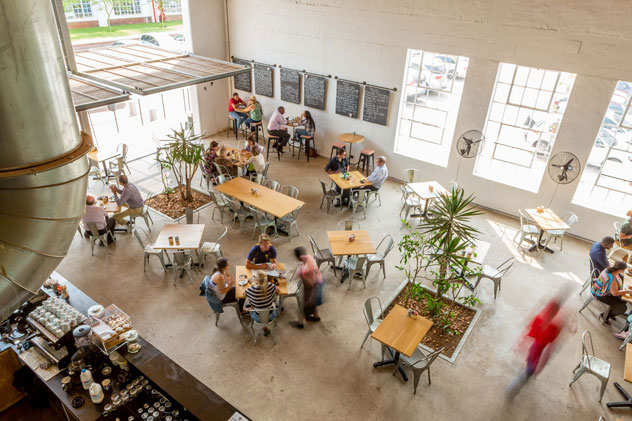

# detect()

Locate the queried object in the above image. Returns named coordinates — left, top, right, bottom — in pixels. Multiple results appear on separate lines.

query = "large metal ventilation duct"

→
left=0, top=0, right=91, bottom=321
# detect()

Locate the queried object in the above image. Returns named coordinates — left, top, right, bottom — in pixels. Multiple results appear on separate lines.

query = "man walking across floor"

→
left=366, top=156, right=388, bottom=192
left=267, top=106, right=291, bottom=153
left=110, top=175, right=144, bottom=228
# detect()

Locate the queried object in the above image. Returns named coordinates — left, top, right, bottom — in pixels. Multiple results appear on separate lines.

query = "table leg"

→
left=528, top=229, right=554, bottom=254
left=373, top=348, right=408, bottom=382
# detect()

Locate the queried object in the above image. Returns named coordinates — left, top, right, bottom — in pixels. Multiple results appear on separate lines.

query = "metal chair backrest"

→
left=447, top=181, right=458, bottom=194
left=495, top=257, right=515, bottom=277
left=354, top=189, right=368, bottom=203
left=355, top=256, right=368, bottom=269
left=253, top=308, right=275, bottom=326
left=216, top=174, right=231, bottom=185
left=338, top=219, right=360, bottom=231
left=185, top=208, right=194, bottom=224
left=377, top=234, right=395, bottom=257
left=363, top=296, right=383, bottom=327
left=265, top=179, right=280, bottom=192
left=214, top=162, right=229, bottom=175
left=87, top=222, right=101, bottom=238
left=320, top=179, right=330, bottom=195
left=581, top=330, right=596, bottom=370
left=133, top=228, right=148, bottom=248
left=250, top=173, right=266, bottom=185
left=403, top=168, right=420, bottom=183
left=262, top=162, right=271, bottom=177
left=562, top=211, right=578, bottom=227
left=417, top=346, right=445, bottom=368
left=116, top=157, right=125, bottom=172
left=173, top=251, right=187, bottom=266
left=308, top=235, right=320, bottom=256
left=588, top=258, right=600, bottom=280
left=518, top=209, right=533, bottom=227
left=117, top=143, right=128, bottom=160
left=251, top=208, right=267, bottom=224
left=214, top=226, right=228, bottom=245
left=237, top=140, right=246, bottom=151
left=225, top=197, right=241, bottom=212
left=614, top=221, right=622, bottom=241
left=281, top=185, right=299, bottom=198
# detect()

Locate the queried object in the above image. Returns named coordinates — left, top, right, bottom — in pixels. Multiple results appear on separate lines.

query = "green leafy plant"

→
left=155, top=125, right=204, bottom=203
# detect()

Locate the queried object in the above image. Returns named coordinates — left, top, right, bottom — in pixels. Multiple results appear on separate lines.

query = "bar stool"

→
left=226, top=116, right=238, bottom=140
left=297, top=135, right=314, bottom=162
left=330, top=141, right=345, bottom=159
left=266, top=135, right=281, bottom=161
left=249, top=121, right=265, bottom=144
left=357, top=149, right=375, bottom=176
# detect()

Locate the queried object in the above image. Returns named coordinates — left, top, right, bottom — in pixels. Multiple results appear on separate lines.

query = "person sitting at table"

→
left=228, top=92, right=247, bottom=130
left=267, top=106, right=291, bottom=153
left=242, top=96, right=263, bottom=132
left=590, top=261, right=632, bottom=324
left=245, top=272, right=279, bottom=328
left=245, top=234, right=278, bottom=270
left=589, top=236, right=615, bottom=275
left=292, top=110, right=316, bottom=154
left=616, top=209, right=632, bottom=275
left=366, top=156, right=388, bottom=192
left=203, top=141, right=220, bottom=176
left=207, top=258, right=244, bottom=311
left=243, top=135, right=265, bottom=156
left=325, top=148, right=351, bottom=206
left=244, top=144, right=265, bottom=176
left=81, top=195, right=116, bottom=244
left=110, top=175, right=144, bottom=226
left=289, top=247, right=324, bottom=329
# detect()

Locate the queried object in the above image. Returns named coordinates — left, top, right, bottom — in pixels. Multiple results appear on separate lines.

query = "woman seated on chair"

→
left=590, top=261, right=632, bottom=324
left=292, top=110, right=315, bottom=146
left=245, top=271, right=278, bottom=325
left=242, top=96, right=263, bottom=131
left=243, top=135, right=265, bottom=155
left=243, top=142, right=265, bottom=177
left=209, top=258, right=244, bottom=310
left=203, top=141, right=220, bottom=175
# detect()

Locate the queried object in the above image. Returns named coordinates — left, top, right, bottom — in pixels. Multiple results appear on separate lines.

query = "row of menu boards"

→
left=231, top=59, right=391, bottom=126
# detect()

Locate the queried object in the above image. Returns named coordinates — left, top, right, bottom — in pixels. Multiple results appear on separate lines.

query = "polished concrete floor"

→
left=58, top=134, right=631, bottom=420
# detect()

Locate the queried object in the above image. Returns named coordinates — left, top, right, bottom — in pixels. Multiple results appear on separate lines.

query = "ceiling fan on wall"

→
left=546, top=151, right=581, bottom=207
left=454, top=129, right=485, bottom=183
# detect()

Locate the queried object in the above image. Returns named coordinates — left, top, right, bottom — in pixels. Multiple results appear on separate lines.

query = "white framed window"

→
left=473, top=63, right=576, bottom=192
left=163, top=0, right=182, bottom=14
left=572, top=81, right=632, bottom=216
left=64, top=0, right=93, bottom=19
left=394, top=49, right=470, bottom=167
left=113, top=0, right=142, bottom=16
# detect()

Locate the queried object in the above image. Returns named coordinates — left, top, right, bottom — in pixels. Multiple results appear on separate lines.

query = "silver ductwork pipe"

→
left=0, top=0, right=91, bottom=321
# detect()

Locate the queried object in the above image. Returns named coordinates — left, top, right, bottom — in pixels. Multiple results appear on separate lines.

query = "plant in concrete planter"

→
left=397, top=187, right=483, bottom=332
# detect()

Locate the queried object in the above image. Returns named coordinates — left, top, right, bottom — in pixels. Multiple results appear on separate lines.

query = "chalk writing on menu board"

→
left=362, top=86, right=390, bottom=126
left=335, top=80, right=360, bottom=119
left=304, top=74, right=326, bottom=110
left=280, top=68, right=300, bottom=104
left=232, top=59, right=252, bottom=92
left=254, top=64, right=274, bottom=97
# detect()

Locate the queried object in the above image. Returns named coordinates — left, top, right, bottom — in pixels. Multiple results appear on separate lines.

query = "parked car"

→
left=421, top=64, right=449, bottom=90
left=139, top=33, right=186, bottom=51
left=112, top=39, right=140, bottom=46
left=434, top=55, right=469, bottom=79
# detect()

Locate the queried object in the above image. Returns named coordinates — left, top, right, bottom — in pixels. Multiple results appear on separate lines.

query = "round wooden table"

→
left=338, top=133, right=364, bottom=160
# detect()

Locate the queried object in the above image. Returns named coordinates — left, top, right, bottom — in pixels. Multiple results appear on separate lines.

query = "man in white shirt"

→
left=267, top=106, right=291, bottom=153
left=81, top=195, right=116, bottom=243
left=366, top=156, right=388, bottom=191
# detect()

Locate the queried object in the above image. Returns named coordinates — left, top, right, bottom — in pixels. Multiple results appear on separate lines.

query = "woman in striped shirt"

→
left=590, top=261, right=632, bottom=324
left=245, top=271, right=278, bottom=324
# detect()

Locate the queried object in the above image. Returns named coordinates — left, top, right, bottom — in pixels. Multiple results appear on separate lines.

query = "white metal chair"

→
left=400, top=186, right=424, bottom=221
left=398, top=346, right=445, bottom=394
left=216, top=174, right=232, bottom=185
left=344, top=256, right=369, bottom=290
left=366, top=189, right=382, bottom=207
left=280, top=185, right=299, bottom=199
left=172, top=251, right=193, bottom=285
left=210, top=191, right=230, bottom=224
left=265, top=179, right=281, bottom=192
left=616, top=314, right=632, bottom=351
left=403, top=168, right=421, bottom=183
left=447, top=181, right=458, bottom=194
left=319, top=179, right=343, bottom=214
left=350, top=189, right=369, bottom=220
left=543, top=211, right=578, bottom=251
left=361, top=296, right=383, bottom=348
left=309, top=235, right=337, bottom=276
left=87, top=222, right=110, bottom=256
left=198, top=227, right=228, bottom=268
left=250, top=207, right=278, bottom=239
left=580, top=259, right=599, bottom=295
left=279, top=265, right=301, bottom=311
left=338, top=219, right=361, bottom=231
left=250, top=307, right=278, bottom=345
left=609, top=221, right=632, bottom=262
left=279, top=207, right=301, bottom=242
left=578, top=283, right=611, bottom=323
left=569, top=330, right=611, bottom=402
left=108, top=156, right=126, bottom=184
left=262, top=162, right=271, bottom=178
left=116, top=143, right=131, bottom=173
left=513, top=209, right=540, bottom=248
left=225, top=197, right=252, bottom=233
left=214, top=301, right=243, bottom=326
left=129, top=192, right=154, bottom=231
left=133, top=228, right=168, bottom=272
left=89, top=161, right=106, bottom=185
left=473, top=257, right=514, bottom=299
left=250, top=173, right=266, bottom=185
left=366, top=234, right=394, bottom=278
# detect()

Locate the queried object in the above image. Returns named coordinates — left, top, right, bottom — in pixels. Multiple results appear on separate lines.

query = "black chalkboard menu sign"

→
left=280, top=68, right=300, bottom=104
left=254, top=64, right=274, bottom=97
left=232, top=58, right=252, bottom=92
left=362, top=86, right=390, bottom=126
left=304, top=74, right=326, bottom=110
left=335, top=80, right=360, bottom=119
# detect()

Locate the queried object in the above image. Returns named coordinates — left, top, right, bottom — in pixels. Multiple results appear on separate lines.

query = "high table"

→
left=407, top=181, right=448, bottom=217
left=524, top=208, right=570, bottom=254
left=371, top=304, right=433, bottom=381
left=234, top=264, right=288, bottom=299
left=338, top=133, right=364, bottom=161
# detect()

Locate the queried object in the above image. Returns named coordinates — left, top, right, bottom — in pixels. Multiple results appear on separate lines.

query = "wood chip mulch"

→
left=145, top=185, right=211, bottom=219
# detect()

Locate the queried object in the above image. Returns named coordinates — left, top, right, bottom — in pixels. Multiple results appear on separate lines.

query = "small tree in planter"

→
left=397, top=187, right=483, bottom=332
left=156, top=125, right=204, bottom=203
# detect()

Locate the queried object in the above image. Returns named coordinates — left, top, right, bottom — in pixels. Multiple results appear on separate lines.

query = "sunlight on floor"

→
left=486, top=218, right=544, bottom=270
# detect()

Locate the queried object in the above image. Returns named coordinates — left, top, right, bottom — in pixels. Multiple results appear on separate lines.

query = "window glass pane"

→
left=394, top=49, right=470, bottom=166
left=498, top=63, right=515, bottom=84
left=474, top=63, right=576, bottom=192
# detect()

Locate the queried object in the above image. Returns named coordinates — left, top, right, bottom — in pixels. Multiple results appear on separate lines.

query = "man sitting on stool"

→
left=81, top=195, right=116, bottom=244
left=267, top=106, right=291, bottom=153
left=110, top=175, right=144, bottom=227
left=366, top=156, right=388, bottom=192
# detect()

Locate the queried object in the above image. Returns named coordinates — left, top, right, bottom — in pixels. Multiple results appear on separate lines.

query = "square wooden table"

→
left=153, top=224, right=205, bottom=250
left=463, top=239, right=491, bottom=266
left=328, top=171, right=372, bottom=191
left=525, top=208, right=570, bottom=254
left=371, top=304, right=433, bottom=381
left=407, top=181, right=448, bottom=217
left=215, top=177, right=304, bottom=218
left=327, top=230, right=376, bottom=256
left=234, top=264, right=288, bottom=299
left=96, top=198, right=120, bottom=214
left=87, top=148, right=120, bottom=178
left=219, top=147, right=250, bottom=168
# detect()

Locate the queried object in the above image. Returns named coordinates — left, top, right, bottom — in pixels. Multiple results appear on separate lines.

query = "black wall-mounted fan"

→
left=456, top=130, right=485, bottom=158
left=547, top=151, right=581, bottom=207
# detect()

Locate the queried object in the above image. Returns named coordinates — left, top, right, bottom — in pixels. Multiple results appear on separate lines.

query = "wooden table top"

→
left=461, top=239, right=491, bottom=266
left=371, top=304, right=433, bottom=357
left=96, top=198, right=120, bottom=213
left=407, top=181, right=448, bottom=200
left=625, top=343, right=632, bottom=383
left=218, top=147, right=250, bottom=167
left=153, top=224, right=205, bottom=250
left=87, top=148, right=119, bottom=163
left=338, top=133, right=365, bottom=143
left=327, top=230, right=376, bottom=256
left=525, top=208, right=570, bottom=231
left=329, top=171, right=372, bottom=190
left=214, top=176, right=304, bottom=218
left=235, top=264, right=287, bottom=299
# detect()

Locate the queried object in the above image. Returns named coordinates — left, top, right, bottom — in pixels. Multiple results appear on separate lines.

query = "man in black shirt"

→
left=325, top=148, right=351, bottom=206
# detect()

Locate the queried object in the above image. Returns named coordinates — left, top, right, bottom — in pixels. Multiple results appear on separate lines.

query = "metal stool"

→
left=330, top=141, right=345, bottom=159
left=227, top=116, right=239, bottom=140
left=249, top=121, right=265, bottom=144
left=296, top=135, right=314, bottom=162
left=357, top=149, right=375, bottom=176
left=266, top=135, right=281, bottom=161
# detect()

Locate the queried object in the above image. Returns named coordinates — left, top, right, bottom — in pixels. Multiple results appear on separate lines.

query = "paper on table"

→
left=18, top=347, right=61, bottom=381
